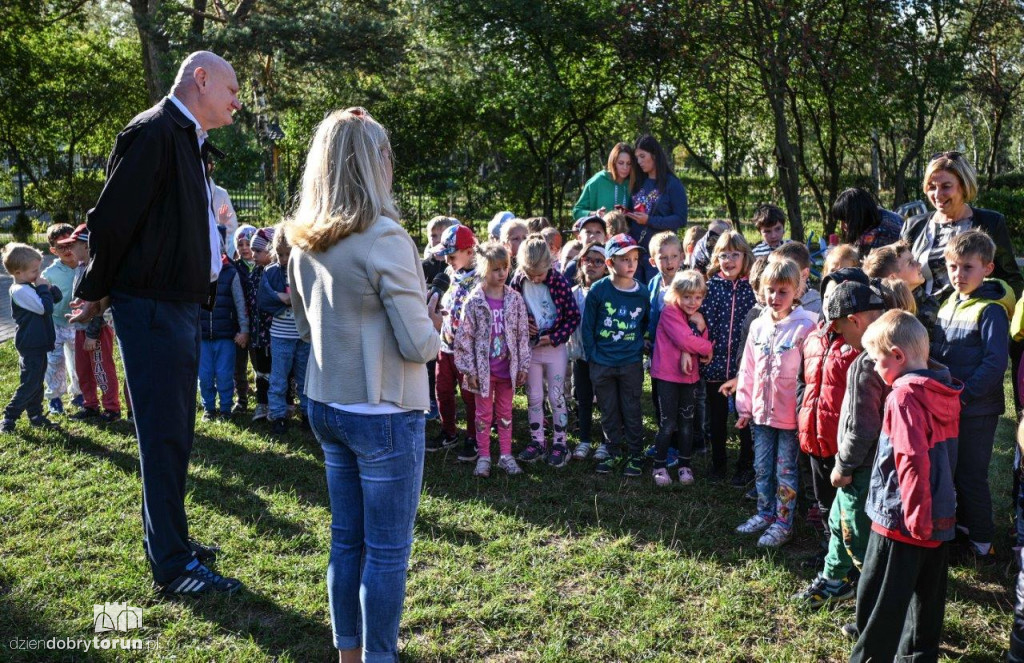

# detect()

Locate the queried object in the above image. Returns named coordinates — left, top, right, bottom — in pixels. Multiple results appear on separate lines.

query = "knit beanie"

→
left=251, top=227, right=275, bottom=253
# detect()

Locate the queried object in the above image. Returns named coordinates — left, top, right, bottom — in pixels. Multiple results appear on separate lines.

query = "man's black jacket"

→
left=77, top=98, right=217, bottom=305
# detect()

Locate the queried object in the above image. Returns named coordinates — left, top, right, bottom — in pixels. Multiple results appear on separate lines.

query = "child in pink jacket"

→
left=650, top=270, right=714, bottom=486
left=735, top=258, right=817, bottom=547
left=454, top=242, right=531, bottom=478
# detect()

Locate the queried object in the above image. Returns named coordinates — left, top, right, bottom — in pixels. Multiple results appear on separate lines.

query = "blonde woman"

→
left=285, top=107, right=441, bottom=663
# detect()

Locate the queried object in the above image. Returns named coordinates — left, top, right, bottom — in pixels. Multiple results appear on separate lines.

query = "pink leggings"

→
left=474, top=377, right=515, bottom=457
left=526, top=343, right=568, bottom=448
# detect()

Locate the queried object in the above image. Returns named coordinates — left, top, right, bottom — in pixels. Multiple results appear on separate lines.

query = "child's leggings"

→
left=751, top=423, right=798, bottom=529
left=526, top=343, right=568, bottom=448
left=572, top=358, right=598, bottom=443
left=654, top=379, right=696, bottom=468
left=706, top=380, right=754, bottom=475
left=474, top=377, right=514, bottom=457
left=75, top=326, right=120, bottom=413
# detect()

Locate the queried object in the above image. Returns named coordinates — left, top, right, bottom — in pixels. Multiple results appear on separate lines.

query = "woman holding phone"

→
left=628, top=134, right=688, bottom=283
left=572, top=142, right=636, bottom=220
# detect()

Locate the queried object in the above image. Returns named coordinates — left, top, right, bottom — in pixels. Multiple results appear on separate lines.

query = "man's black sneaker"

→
left=1, top=419, right=16, bottom=433
left=156, top=560, right=242, bottom=596
left=270, top=418, right=287, bottom=435
left=840, top=623, right=859, bottom=640
left=70, top=407, right=100, bottom=420
left=189, top=538, right=220, bottom=564
left=456, top=437, right=479, bottom=463
left=426, top=431, right=459, bottom=452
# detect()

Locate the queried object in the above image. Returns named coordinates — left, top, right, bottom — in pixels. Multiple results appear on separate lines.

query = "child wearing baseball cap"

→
left=580, top=234, right=650, bottom=477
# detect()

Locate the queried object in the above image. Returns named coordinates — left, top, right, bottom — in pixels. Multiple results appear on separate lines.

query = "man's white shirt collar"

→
left=167, top=95, right=208, bottom=147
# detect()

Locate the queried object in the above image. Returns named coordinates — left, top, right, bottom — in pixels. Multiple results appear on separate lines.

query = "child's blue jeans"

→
left=269, top=336, right=309, bottom=421
left=752, top=424, right=799, bottom=529
left=199, top=338, right=236, bottom=413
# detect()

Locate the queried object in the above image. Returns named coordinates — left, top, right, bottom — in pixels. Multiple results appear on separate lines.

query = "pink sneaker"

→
left=677, top=467, right=694, bottom=485
left=652, top=467, right=672, bottom=487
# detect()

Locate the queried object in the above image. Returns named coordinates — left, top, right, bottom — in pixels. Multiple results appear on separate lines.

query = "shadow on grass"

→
left=52, top=421, right=322, bottom=540
left=180, top=590, right=336, bottom=662
left=0, top=575, right=104, bottom=663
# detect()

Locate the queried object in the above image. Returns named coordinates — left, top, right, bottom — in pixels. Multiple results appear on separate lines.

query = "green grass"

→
left=0, top=340, right=1017, bottom=662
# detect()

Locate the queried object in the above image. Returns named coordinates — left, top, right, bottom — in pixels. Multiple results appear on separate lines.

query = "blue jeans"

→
left=308, top=400, right=425, bottom=662
left=268, top=336, right=309, bottom=420
left=752, top=424, right=799, bottom=529
left=199, top=338, right=236, bottom=413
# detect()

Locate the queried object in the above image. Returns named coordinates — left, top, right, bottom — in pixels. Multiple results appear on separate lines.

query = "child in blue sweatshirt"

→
left=581, top=234, right=650, bottom=477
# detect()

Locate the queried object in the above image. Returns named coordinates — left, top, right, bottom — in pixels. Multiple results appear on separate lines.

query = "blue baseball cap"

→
left=605, top=233, right=640, bottom=257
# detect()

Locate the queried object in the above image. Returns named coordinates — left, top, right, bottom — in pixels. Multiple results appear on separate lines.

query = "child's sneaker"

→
left=595, top=454, right=623, bottom=475
left=791, top=573, right=856, bottom=608
left=573, top=441, right=592, bottom=460
left=736, top=514, right=773, bottom=534
left=665, top=447, right=680, bottom=468
left=270, top=418, right=287, bottom=435
left=457, top=437, right=479, bottom=463
left=426, top=431, right=459, bottom=452
left=652, top=467, right=672, bottom=486
left=497, top=454, right=523, bottom=475
left=1, top=418, right=16, bottom=433
left=201, top=410, right=217, bottom=422
left=70, top=394, right=84, bottom=408
left=593, top=443, right=611, bottom=461
left=623, top=455, right=644, bottom=477
left=98, top=410, right=121, bottom=423
left=426, top=401, right=439, bottom=421
left=518, top=442, right=546, bottom=463
left=547, top=444, right=569, bottom=468
left=643, top=444, right=657, bottom=459
left=70, top=407, right=100, bottom=420
left=29, top=415, right=58, bottom=429
left=757, top=522, right=792, bottom=547
left=473, top=457, right=491, bottom=478
left=48, top=398, right=64, bottom=415
left=677, top=467, right=695, bottom=485
left=251, top=404, right=269, bottom=421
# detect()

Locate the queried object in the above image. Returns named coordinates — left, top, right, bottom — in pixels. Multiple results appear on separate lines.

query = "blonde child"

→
left=650, top=270, right=713, bottom=485
left=42, top=223, right=82, bottom=414
left=646, top=231, right=685, bottom=466
left=823, top=244, right=860, bottom=277
left=568, top=240, right=609, bottom=460
left=526, top=216, right=552, bottom=233
left=541, top=227, right=563, bottom=271
left=603, top=209, right=629, bottom=237
left=509, top=234, right=580, bottom=467
left=736, top=258, right=817, bottom=546
left=454, top=243, right=531, bottom=478
left=864, top=241, right=938, bottom=332
left=701, top=231, right=757, bottom=483
left=772, top=241, right=820, bottom=313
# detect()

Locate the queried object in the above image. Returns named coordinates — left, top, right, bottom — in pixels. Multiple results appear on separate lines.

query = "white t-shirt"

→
left=522, top=280, right=558, bottom=332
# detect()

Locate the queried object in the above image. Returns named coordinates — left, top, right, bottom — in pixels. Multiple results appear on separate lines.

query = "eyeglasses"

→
left=716, top=251, right=743, bottom=261
left=583, top=257, right=606, bottom=266
left=930, top=151, right=962, bottom=162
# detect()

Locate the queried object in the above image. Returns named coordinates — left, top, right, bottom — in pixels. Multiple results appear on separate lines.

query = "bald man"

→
left=73, top=51, right=243, bottom=596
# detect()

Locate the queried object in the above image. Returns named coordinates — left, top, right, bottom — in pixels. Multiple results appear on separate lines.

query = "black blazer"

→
left=77, top=98, right=217, bottom=305
left=902, top=207, right=1024, bottom=298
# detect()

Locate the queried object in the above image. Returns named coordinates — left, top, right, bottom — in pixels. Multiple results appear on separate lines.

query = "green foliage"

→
left=10, top=212, right=32, bottom=242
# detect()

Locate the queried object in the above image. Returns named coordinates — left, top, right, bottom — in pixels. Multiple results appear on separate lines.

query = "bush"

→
left=11, top=212, right=33, bottom=243
left=975, top=188, right=1024, bottom=246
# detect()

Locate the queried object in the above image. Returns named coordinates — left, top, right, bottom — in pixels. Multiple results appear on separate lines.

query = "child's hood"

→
left=891, top=361, right=963, bottom=429
left=972, top=277, right=1016, bottom=318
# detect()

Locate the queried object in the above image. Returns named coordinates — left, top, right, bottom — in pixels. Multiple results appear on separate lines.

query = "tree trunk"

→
left=129, top=0, right=170, bottom=104
left=767, top=91, right=804, bottom=241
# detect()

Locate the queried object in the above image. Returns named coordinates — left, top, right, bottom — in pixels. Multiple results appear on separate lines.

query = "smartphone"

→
left=614, top=204, right=626, bottom=212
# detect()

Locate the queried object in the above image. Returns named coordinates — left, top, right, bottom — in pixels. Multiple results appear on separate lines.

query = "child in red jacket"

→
left=850, top=310, right=961, bottom=663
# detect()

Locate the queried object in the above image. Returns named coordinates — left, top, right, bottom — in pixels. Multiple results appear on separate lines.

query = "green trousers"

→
left=823, top=466, right=871, bottom=580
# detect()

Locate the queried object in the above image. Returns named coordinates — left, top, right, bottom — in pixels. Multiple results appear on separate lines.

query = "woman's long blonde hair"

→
left=286, top=107, right=400, bottom=253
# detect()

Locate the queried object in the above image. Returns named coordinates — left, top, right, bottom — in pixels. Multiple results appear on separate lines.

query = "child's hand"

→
left=719, top=378, right=737, bottom=396
left=235, top=332, right=249, bottom=348
left=536, top=335, right=552, bottom=348
left=689, top=311, right=706, bottom=332
left=643, top=339, right=652, bottom=355
left=735, top=415, right=750, bottom=429
left=466, top=375, right=480, bottom=391
left=82, top=337, right=99, bottom=352
left=701, top=347, right=713, bottom=365
left=218, top=204, right=234, bottom=225
left=830, top=467, right=852, bottom=488
left=528, top=319, right=539, bottom=336
left=277, top=292, right=291, bottom=305
left=515, top=371, right=528, bottom=387
left=680, top=352, right=693, bottom=374
left=35, top=275, right=49, bottom=287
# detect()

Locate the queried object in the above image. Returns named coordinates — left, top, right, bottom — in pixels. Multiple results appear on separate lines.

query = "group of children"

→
left=421, top=204, right=1020, bottom=661
left=1, top=220, right=310, bottom=438
left=3, top=201, right=1020, bottom=659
